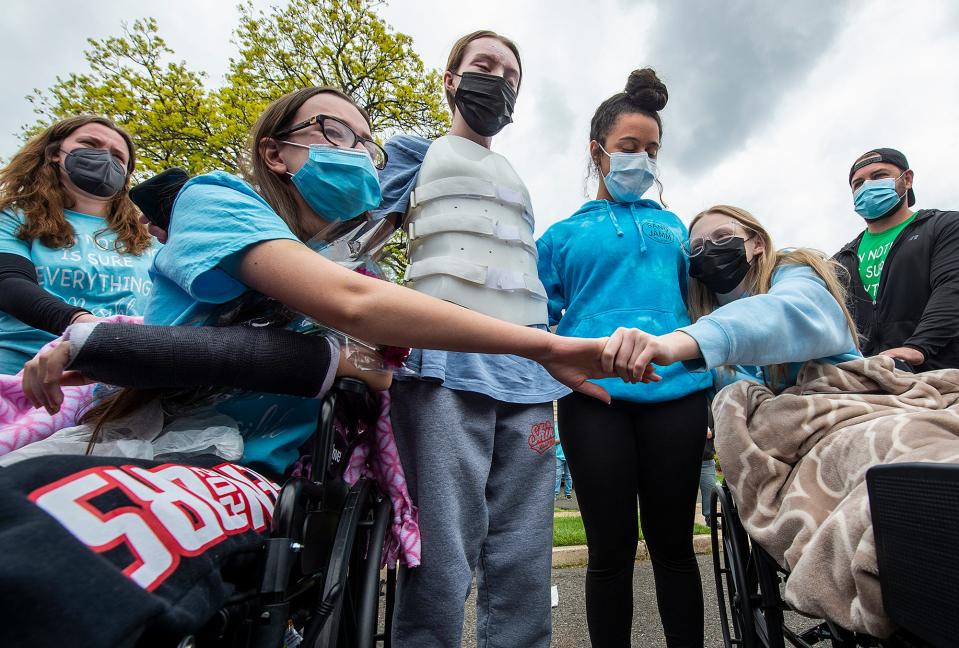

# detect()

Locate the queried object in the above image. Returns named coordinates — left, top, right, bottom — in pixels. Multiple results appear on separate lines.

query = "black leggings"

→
left=558, top=390, right=708, bottom=648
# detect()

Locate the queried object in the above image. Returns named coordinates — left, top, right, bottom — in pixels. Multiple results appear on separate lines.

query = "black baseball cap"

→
left=129, top=167, right=190, bottom=231
left=848, top=148, right=915, bottom=207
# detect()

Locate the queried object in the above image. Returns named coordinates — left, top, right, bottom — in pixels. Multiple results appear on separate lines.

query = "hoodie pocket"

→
left=569, top=307, right=680, bottom=339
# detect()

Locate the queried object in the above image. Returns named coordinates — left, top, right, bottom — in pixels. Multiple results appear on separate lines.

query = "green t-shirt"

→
left=857, top=213, right=916, bottom=300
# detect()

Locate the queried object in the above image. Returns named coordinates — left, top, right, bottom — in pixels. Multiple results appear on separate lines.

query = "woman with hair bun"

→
left=537, top=68, right=711, bottom=647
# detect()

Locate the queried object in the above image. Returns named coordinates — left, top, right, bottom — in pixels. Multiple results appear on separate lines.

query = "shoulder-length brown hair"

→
left=687, top=204, right=860, bottom=388
left=243, top=86, right=371, bottom=241
left=0, top=115, right=151, bottom=254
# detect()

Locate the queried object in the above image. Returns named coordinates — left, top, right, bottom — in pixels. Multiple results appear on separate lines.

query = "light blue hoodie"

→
left=537, top=199, right=712, bottom=403
left=678, top=263, right=861, bottom=392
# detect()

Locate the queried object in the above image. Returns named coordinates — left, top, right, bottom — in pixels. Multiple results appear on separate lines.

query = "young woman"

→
left=0, top=116, right=157, bottom=374
left=601, top=204, right=860, bottom=391
left=23, top=85, right=611, bottom=480
left=537, top=69, right=712, bottom=648
left=374, top=30, right=566, bottom=648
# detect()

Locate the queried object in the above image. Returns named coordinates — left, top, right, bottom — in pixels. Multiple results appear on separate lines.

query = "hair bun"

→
left=624, top=68, right=668, bottom=112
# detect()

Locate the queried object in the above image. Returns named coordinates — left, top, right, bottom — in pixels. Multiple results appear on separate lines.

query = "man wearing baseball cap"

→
left=834, top=148, right=959, bottom=370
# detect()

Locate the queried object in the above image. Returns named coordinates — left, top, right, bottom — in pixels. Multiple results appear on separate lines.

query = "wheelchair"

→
left=190, top=377, right=399, bottom=648
left=710, top=463, right=959, bottom=648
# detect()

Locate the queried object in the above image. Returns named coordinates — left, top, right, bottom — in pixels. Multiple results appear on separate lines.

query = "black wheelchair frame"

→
left=710, top=463, right=959, bottom=648
left=192, top=378, right=398, bottom=648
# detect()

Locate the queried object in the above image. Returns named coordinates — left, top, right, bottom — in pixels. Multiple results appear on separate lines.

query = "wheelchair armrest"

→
left=867, top=463, right=959, bottom=648
left=330, top=378, right=379, bottom=430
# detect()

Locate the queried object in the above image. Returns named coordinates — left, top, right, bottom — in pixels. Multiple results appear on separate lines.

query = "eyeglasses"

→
left=681, top=223, right=754, bottom=257
left=276, top=114, right=388, bottom=170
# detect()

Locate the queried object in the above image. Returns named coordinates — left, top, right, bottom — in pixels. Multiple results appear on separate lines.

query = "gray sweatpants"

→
left=390, top=380, right=556, bottom=648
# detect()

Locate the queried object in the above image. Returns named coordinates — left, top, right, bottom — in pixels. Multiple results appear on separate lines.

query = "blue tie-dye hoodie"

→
left=537, top=199, right=712, bottom=403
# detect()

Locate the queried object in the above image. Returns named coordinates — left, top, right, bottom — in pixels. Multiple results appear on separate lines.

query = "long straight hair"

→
left=0, top=115, right=151, bottom=254
left=81, top=87, right=372, bottom=450
left=686, top=204, right=859, bottom=387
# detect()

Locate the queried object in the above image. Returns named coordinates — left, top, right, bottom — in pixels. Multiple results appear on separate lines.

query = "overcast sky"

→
left=3, top=0, right=957, bottom=253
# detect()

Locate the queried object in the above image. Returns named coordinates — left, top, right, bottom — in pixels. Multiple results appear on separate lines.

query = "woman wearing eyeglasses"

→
left=602, top=204, right=860, bottom=393
left=40, top=86, right=614, bottom=478
left=536, top=68, right=712, bottom=648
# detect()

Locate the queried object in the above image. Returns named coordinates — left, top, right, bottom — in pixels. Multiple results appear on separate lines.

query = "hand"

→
left=706, top=428, right=714, bottom=440
left=21, top=342, right=94, bottom=414
left=601, top=328, right=701, bottom=383
left=536, top=336, right=615, bottom=403
left=879, top=346, right=924, bottom=366
left=140, top=214, right=168, bottom=243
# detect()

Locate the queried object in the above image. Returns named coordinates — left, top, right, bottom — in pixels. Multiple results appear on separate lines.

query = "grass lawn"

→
left=553, top=514, right=710, bottom=547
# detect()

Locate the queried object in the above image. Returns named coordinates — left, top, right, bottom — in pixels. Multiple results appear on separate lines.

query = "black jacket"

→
left=834, top=209, right=959, bottom=371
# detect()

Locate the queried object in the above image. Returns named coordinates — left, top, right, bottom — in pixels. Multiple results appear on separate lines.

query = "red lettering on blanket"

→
left=29, top=463, right=279, bottom=592
left=528, top=421, right=555, bottom=455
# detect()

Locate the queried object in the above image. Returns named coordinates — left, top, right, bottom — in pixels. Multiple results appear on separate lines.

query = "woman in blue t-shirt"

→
left=536, top=68, right=712, bottom=648
left=0, top=116, right=158, bottom=374
left=41, top=85, right=611, bottom=478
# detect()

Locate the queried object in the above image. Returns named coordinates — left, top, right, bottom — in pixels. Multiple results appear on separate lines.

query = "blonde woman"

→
left=602, top=204, right=861, bottom=390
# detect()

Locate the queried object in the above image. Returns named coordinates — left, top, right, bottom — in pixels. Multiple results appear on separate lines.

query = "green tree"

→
left=26, top=18, right=233, bottom=175
left=25, top=0, right=450, bottom=176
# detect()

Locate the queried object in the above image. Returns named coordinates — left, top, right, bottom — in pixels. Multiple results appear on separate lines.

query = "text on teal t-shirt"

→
left=0, top=208, right=158, bottom=374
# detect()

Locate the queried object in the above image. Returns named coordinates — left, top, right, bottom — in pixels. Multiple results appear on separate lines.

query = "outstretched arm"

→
left=236, top=239, right=612, bottom=401
left=21, top=322, right=342, bottom=412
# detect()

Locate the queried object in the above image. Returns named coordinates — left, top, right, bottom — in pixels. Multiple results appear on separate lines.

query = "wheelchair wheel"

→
left=711, top=484, right=758, bottom=648
left=303, top=477, right=394, bottom=648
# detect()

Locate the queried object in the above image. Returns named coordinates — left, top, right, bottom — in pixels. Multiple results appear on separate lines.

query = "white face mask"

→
left=598, top=143, right=657, bottom=203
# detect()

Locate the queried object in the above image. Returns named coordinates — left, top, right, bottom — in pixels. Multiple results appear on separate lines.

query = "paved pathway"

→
left=461, top=554, right=726, bottom=647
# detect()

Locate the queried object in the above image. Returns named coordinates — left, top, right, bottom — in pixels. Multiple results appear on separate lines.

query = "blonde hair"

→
left=687, top=204, right=859, bottom=387
left=0, top=115, right=151, bottom=254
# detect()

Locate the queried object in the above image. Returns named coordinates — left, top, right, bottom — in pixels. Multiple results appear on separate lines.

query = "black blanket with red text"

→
left=0, top=454, right=280, bottom=648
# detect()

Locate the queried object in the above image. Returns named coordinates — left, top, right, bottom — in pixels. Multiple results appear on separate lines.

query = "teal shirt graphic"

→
left=0, top=208, right=158, bottom=374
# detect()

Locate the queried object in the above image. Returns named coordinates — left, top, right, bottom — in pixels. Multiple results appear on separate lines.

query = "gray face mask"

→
left=61, top=148, right=127, bottom=198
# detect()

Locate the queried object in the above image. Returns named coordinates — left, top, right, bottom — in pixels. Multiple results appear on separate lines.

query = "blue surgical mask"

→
left=599, top=143, right=657, bottom=203
left=853, top=172, right=906, bottom=220
left=284, top=142, right=382, bottom=221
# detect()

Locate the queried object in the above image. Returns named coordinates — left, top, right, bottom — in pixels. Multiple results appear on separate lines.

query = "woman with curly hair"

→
left=0, top=115, right=157, bottom=374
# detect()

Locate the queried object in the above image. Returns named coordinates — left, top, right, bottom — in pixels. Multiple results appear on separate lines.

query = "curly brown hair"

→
left=0, top=115, right=152, bottom=254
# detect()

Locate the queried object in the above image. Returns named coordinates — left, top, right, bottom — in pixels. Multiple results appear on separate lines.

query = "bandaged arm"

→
left=63, top=322, right=339, bottom=398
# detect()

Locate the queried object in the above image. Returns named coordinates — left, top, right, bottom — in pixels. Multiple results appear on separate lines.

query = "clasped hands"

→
left=23, top=326, right=693, bottom=414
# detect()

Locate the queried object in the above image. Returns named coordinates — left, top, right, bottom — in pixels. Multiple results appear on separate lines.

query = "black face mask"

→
left=62, top=148, right=127, bottom=198
left=688, top=237, right=752, bottom=294
left=452, top=71, right=516, bottom=137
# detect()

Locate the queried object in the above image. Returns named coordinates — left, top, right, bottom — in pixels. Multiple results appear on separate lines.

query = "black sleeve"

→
left=67, top=323, right=337, bottom=398
left=0, top=253, right=88, bottom=334
left=904, top=213, right=959, bottom=361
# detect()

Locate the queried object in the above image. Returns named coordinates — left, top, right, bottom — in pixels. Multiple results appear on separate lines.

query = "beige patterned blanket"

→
left=713, top=356, right=959, bottom=637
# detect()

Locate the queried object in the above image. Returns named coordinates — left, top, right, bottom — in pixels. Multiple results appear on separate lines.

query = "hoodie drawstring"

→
left=629, top=203, right=648, bottom=254
left=605, top=202, right=624, bottom=237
